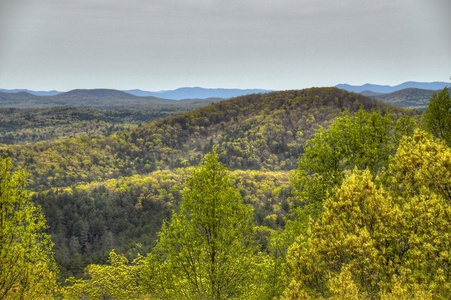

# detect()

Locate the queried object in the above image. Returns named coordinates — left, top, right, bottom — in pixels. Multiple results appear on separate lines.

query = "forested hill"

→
left=2, top=87, right=415, bottom=190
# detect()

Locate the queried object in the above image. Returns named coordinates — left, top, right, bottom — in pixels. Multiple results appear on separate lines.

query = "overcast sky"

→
left=1, top=0, right=450, bottom=91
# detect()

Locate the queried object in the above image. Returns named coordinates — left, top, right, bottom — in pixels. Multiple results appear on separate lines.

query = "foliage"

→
left=422, top=87, right=451, bottom=146
left=0, top=107, right=162, bottom=145
left=1, top=88, right=416, bottom=191
left=142, top=150, right=273, bottom=299
left=61, top=250, right=144, bottom=300
left=293, top=107, right=415, bottom=215
left=0, top=157, right=58, bottom=299
left=283, top=130, right=451, bottom=299
left=32, top=169, right=291, bottom=281
left=386, top=129, right=451, bottom=202
left=0, top=88, right=428, bottom=297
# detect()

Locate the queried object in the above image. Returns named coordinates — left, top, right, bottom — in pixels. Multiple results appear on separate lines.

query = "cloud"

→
left=0, top=0, right=450, bottom=90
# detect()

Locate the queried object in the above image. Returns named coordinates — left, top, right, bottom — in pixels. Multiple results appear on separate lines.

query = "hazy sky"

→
left=1, top=0, right=450, bottom=91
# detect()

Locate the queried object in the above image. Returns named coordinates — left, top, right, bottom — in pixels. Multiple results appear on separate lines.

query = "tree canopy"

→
left=142, top=149, right=272, bottom=299
left=0, top=157, right=58, bottom=299
left=422, top=87, right=451, bottom=146
left=283, top=130, right=451, bottom=299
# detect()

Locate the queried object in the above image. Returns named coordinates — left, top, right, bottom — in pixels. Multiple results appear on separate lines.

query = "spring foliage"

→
left=422, top=87, right=451, bottom=146
left=142, top=149, right=272, bottom=299
left=293, top=108, right=414, bottom=214
left=283, top=130, right=451, bottom=299
left=0, top=157, right=58, bottom=299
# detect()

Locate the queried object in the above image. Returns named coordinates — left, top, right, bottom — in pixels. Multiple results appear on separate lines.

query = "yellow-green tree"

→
left=143, top=149, right=272, bottom=299
left=61, top=250, right=144, bottom=300
left=283, top=130, right=451, bottom=299
left=0, top=157, right=58, bottom=299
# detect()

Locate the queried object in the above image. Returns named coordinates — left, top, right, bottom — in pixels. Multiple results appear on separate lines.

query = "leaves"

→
left=422, top=87, right=451, bottom=146
left=143, top=150, right=273, bottom=299
left=0, top=157, right=58, bottom=299
left=62, top=250, right=144, bottom=300
left=283, top=131, right=451, bottom=299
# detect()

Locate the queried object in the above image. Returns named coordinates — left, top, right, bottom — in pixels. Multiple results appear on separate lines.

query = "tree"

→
left=142, top=149, right=271, bottom=299
left=62, top=250, right=144, bottom=300
left=292, top=108, right=412, bottom=216
left=423, top=87, right=451, bottom=146
left=0, top=157, right=58, bottom=299
left=282, top=130, right=451, bottom=299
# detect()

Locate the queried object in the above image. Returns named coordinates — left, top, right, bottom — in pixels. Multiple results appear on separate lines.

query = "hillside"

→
left=0, top=107, right=174, bottom=145
left=367, top=88, right=436, bottom=109
left=2, top=87, right=416, bottom=191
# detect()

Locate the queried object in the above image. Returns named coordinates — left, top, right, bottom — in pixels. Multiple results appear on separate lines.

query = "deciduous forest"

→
left=1, top=87, right=450, bottom=299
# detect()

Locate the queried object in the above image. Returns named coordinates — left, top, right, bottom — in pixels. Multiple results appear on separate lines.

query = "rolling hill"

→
left=2, top=87, right=416, bottom=191
left=365, top=88, right=437, bottom=109
left=1, top=87, right=420, bottom=280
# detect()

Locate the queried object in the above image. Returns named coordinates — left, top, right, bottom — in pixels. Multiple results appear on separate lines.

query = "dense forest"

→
left=1, top=87, right=450, bottom=299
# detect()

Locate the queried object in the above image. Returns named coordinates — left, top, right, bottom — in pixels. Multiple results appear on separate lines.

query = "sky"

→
left=1, top=0, right=450, bottom=91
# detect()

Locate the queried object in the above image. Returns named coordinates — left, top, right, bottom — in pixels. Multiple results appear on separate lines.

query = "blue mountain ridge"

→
left=122, top=87, right=272, bottom=100
left=2, top=82, right=449, bottom=99
left=0, top=89, right=62, bottom=96
left=0, top=87, right=272, bottom=100
left=335, top=81, right=450, bottom=94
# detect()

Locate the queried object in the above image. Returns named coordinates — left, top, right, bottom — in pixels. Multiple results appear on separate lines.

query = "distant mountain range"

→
left=0, top=89, right=62, bottom=96
left=0, top=89, right=224, bottom=109
left=2, top=82, right=448, bottom=109
left=335, top=81, right=449, bottom=94
left=335, top=81, right=450, bottom=109
left=0, top=87, right=271, bottom=100
left=122, top=87, right=272, bottom=100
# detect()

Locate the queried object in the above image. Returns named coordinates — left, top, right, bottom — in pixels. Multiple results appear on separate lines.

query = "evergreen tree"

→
left=0, top=157, right=58, bottom=299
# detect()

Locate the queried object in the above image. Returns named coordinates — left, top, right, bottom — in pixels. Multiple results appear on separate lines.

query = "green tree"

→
left=423, top=87, right=451, bottom=146
left=292, top=108, right=411, bottom=216
left=143, top=149, right=271, bottom=299
left=0, top=157, right=58, bottom=299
